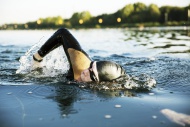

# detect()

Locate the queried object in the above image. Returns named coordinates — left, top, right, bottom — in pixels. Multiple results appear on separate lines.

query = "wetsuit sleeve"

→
left=37, top=28, right=92, bottom=80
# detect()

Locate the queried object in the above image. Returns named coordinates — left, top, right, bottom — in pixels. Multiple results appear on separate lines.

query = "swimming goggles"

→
left=89, top=61, right=98, bottom=82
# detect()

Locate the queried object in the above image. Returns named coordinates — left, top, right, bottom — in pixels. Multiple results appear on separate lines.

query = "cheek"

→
left=81, top=71, right=91, bottom=82
left=81, top=72, right=87, bottom=80
left=81, top=73, right=85, bottom=80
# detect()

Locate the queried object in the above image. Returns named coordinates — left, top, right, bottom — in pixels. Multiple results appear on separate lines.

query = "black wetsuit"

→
left=37, top=28, right=92, bottom=80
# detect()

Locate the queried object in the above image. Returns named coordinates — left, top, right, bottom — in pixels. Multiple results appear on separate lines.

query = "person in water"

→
left=33, top=28, right=126, bottom=82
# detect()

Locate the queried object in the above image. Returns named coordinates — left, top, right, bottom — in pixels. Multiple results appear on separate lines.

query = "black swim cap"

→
left=96, top=61, right=126, bottom=81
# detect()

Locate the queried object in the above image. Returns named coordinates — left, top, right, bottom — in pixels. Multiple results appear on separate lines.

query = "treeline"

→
left=1, top=2, right=190, bottom=30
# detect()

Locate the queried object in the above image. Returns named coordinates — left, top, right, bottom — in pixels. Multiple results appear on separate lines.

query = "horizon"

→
left=1, top=0, right=190, bottom=25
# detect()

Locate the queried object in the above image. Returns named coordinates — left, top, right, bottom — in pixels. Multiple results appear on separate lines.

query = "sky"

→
left=0, top=0, right=190, bottom=25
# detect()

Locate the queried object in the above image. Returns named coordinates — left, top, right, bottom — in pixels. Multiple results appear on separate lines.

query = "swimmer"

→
left=33, top=28, right=126, bottom=82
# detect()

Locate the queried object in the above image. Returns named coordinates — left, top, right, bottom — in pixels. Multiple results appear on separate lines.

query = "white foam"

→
left=16, top=38, right=69, bottom=78
left=123, top=74, right=156, bottom=90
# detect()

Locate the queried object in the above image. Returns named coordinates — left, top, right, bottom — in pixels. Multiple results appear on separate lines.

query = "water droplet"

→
left=152, top=115, right=157, bottom=119
left=28, top=91, right=33, bottom=94
left=105, top=115, right=111, bottom=119
left=115, top=105, right=122, bottom=108
left=62, top=114, right=67, bottom=117
left=7, top=92, right=12, bottom=95
left=149, top=93, right=154, bottom=96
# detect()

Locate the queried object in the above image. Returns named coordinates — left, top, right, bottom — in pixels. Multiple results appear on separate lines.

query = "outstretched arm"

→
left=33, top=28, right=92, bottom=80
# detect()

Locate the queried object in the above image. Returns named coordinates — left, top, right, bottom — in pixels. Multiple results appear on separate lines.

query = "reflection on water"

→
left=53, top=84, right=79, bottom=116
left=0, top=83, right=137, bottom=125
left=52, top=83, right=137, bottom=117
left=122, top=29, right=190, bottom=55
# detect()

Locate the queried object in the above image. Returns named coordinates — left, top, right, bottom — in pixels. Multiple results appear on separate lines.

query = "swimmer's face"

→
left=78, top=61, right=99, bottom=82
left=80, top=69, right=92, bottom=82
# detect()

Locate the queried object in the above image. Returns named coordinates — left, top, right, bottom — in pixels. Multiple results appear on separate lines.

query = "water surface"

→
left=0, top=27, right=190, bottom=127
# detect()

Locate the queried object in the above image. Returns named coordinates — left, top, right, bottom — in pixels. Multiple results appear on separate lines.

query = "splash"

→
left=78, top=73, right=156, bottom=91
left=124, top=74, right=156, bottom=90
left=16, top=37, right=69, bottom=78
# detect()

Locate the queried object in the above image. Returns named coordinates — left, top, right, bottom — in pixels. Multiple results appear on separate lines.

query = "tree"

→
left=80, top=11, right=92, bottom=22
left=54, top=16, right=64, bottom=25
left=121, top=4, right=134, bottom=19
left=70, top=12, right=80, bottom=26
left=169, top=7, right=186, bottom=21
left=147, top=4, right=161, bottom=22
left=160, top=6, right=186, bottom=23
left=131, top=2, right=147, bottom=23
left=70, top=11, right=92, bottom=26
left=134, top=2, right=147, bottom=13
left=36, top=16, right=64, bottom=28
left=159, top=6, right=172, bottom=23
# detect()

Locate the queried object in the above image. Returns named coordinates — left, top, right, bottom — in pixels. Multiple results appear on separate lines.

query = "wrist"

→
left=33, top=52, right=43, bottom=62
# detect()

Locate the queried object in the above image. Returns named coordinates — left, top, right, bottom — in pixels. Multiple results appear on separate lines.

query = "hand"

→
left=31, top=58, right=43, bottom=70
left=31, top=53, right=43, bottom=70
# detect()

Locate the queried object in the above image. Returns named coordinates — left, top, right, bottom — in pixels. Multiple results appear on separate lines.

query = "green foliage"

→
left=70, top=12, right=80, bottom=26
left=127, top=2, right=148, bottom=23
left=160, top=6, right=187, bottom=23
left=38, top=16, right=63, bottom=26
left=169, top=7, right=186, bottom=21
left=147, top=4, right=161, bottom=22
left=80, top=11, right=92, bottom=22
left=70, top=11, right=92, bottom=26
left=121, top=4, right=134, bottom=18
left=1, top=2, right=189, bottom=29
left=134, top=2, right=147, bottom=13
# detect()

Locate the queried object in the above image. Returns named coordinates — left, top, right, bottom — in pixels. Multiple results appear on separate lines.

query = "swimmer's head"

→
left=95, top=61, right=126, bottom=81
left=79, top=61, right=126, bottom=82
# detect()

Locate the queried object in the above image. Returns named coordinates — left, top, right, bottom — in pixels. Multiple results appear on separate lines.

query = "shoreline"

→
left=0, top=25, right=190, bottom=31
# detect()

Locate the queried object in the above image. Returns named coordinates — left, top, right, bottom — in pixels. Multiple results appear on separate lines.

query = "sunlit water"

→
left=0, top=27, right=190, bottom=127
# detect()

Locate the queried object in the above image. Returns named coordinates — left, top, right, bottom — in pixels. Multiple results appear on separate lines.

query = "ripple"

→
left=0, top=84, right=79, bottom=117
left=1, top=49, right=13, bottom=53
left=153, top=44, right=186, bottom=49
left=23, top=85, right=56, bottom=99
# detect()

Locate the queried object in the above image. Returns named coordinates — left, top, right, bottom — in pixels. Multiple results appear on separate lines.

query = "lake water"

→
left=0, top=27, right=190, bottom=127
